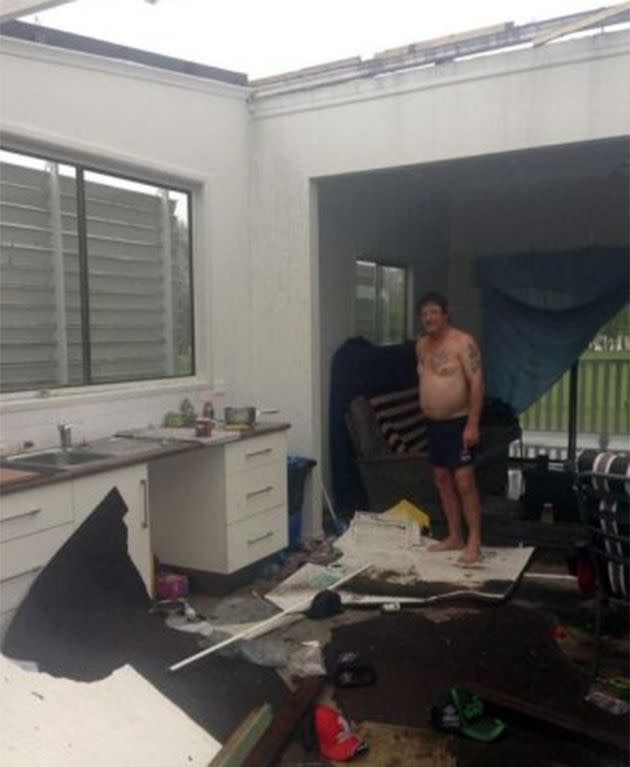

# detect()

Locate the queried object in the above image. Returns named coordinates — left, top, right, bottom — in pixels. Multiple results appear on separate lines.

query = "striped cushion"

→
left=577, top=450, right=629, bottom=600
left=596, top=497, right=629, bottom=599
left=577, top=450, right=630, bottom=496
left=369, top=387, right=428, bottom=455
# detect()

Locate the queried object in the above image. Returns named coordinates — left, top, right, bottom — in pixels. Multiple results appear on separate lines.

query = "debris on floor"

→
left=278, top=720, right=458, bottom=767
left=264, top=535, right=342, bottom=581
left=1, top=488, right=288, bottom=743
left=584, top=682, right=630, bottom=716
left=3, top=486, right=627, bottom=766
left=323, top=606, right=629, bottom=759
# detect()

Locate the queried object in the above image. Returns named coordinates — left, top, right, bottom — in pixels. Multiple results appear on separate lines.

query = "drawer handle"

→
left=246, top=485, right=273, bottom=498
left=140, top=478, right=149, bottom=529
left=245, top=448, right=273, bottom=458
left=8, top=508, right=42, bottom=521
left=247, top=530, right=274, bottom=545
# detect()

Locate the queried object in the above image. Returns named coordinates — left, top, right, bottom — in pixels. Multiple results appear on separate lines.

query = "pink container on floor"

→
left=156, top=573, right=189, bottom=600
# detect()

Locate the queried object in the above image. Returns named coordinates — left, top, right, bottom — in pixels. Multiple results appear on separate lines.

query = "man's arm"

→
left=415, top=337, right=424, bottom=370
left=460, top=334, right=484, bottom=448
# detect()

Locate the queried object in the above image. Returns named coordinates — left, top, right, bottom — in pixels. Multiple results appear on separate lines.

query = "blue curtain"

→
left=476, top=247, right=629, bottom=413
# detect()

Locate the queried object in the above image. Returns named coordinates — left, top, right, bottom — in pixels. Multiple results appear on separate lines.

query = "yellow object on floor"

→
left=381, top=499, right=431, bottom=532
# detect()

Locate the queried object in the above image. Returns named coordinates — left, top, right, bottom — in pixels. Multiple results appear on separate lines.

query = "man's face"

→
left=420, top=302, right=448, bottom=336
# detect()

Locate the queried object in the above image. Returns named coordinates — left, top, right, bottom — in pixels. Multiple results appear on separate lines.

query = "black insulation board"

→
left=2, top=488, right=287, bottom=742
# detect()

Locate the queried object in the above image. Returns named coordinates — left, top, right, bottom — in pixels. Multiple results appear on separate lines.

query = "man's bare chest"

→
left=420, top=346, right=462, bottom=378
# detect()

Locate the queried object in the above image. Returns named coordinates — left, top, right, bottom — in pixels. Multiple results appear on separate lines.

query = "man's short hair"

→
left=416, top=291, right=448, bottom=315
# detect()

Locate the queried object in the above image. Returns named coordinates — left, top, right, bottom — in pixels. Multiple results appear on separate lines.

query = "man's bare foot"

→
left=457, top=547, right=483, bottom=565
left=429, top=537, right=465, bottom=553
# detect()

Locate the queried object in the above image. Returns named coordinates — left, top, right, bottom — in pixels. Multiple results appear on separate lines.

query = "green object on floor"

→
left=450, top=686, right=506, bottom=743
left=607, top=677, right=630, bottom=698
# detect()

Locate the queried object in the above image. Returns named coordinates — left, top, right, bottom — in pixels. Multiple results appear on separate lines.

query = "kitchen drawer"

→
left=225, top=432, right=287, bottom=475
left=226, top=505, right=287, bottom=573
left=0, top=567, right=40, bottom=613
left=225, top=461, right=287, bottom=524
left=0, top=482, right=73, bottom=543
left=0, top=523, right=73, bottom=581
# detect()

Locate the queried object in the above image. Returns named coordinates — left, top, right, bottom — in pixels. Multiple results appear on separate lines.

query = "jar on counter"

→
left=195, top=418, right=213, bottom=438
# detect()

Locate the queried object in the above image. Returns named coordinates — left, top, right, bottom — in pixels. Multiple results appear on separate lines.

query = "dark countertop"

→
left=0, top=422, right=290, bottom=497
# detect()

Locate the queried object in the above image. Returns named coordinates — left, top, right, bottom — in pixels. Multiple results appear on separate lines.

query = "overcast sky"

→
left=23, top=0, right=615, bottom=78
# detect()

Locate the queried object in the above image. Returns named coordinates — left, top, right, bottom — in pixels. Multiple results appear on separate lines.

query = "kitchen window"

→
left=0, top=148, right=194, bottom=393
left=355, top=259, right=407, bottom=344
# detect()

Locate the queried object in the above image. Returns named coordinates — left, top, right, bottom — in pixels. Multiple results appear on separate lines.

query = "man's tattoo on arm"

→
left=467, top=342, right=482, bottom=373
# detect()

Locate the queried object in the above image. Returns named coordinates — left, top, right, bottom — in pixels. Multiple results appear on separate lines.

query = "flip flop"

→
left=449, top=686, right=505, bottom=743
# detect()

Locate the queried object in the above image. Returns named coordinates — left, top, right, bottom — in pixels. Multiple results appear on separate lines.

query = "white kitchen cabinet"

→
left=0, top=463, right=153, bottom=640
left=149, top=430, right=288, bottom=574
left=72, top=464, right=152, bottom=594
left=0, top=481, right=74, bottom=639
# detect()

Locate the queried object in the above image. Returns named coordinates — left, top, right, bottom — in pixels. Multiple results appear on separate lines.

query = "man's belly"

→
left=420, top=377, right=469, bottom=420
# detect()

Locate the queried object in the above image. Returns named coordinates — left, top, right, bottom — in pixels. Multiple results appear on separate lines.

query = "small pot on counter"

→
left=223, top=407, right=279, bottom=428
left=194, top=418, right=213, bottom=438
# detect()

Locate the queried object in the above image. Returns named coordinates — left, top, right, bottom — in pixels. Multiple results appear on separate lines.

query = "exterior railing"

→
left=519, top=351, right=629, bottom=437
left=510, top=351, right=629, bottom=462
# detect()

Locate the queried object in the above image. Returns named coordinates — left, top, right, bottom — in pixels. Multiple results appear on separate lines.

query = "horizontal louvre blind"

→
left=84, top=177, right=169, bottom=383
left=1, top=161, right=64, bottom=391
left=0, top=155, right=193, bottom=392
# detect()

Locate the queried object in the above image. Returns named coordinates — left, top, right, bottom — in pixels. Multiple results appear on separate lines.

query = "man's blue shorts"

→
left=425, top=416, right=475, bottom=469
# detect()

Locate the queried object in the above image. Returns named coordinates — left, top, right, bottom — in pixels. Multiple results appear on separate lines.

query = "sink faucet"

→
left=58, top=423, right=72, bottom=451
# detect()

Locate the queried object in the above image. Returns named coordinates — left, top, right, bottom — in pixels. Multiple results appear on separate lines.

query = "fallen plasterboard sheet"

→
left=0, top=654, right=221, bottom=767
left=265, top=563, right=351, bottom=610
left=266, top=534, right=534, bottom=608
left=338, top=513, right=534, bottom=602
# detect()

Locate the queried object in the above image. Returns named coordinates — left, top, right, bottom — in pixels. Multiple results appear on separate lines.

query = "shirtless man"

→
left=416, top=292, right=484, bottom=564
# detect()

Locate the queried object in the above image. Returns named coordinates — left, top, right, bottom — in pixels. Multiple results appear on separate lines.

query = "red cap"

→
left=315, top=705, right=365, bottom=761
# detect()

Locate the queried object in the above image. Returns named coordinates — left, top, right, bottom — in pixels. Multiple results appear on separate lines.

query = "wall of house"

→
left=317, top=174, right=449, bottom=486
left=0, top=36, right=251, bottom=451
left=249, top=30, right=630, bottom=533
left=1, top=30, right=628, bottom=538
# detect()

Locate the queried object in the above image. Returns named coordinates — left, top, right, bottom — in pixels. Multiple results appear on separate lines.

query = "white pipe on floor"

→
left=168, top=563, right=372, bottom=673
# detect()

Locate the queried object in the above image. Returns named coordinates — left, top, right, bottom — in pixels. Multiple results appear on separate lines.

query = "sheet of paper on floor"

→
left=0, top=654, right=221, bottom=766
left=266, top=515, right=534, bottom=608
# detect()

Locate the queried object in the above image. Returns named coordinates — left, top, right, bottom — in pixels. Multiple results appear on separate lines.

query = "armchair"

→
left=345, top=388, right=520, bottom=515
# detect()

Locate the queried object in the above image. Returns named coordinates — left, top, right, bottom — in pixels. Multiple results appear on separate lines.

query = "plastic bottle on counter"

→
left=202, top=399, right=214, bottom=420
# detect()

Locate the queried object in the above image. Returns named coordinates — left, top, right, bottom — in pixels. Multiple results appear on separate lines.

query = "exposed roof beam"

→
left=533, top=2, right=630, bottom=46
left=0, top=1, right=72, bottom=22
left=253, top=7, right=630, bottom=97
left=373, top=22, right=511, bottom=60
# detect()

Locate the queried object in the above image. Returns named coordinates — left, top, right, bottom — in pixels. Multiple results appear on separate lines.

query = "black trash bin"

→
left=521, top=459, right=578, bottom=523
left=287, top=456, right=316, bottom=547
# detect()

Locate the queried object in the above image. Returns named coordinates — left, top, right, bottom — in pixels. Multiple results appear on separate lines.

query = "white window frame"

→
left=0, top=138, right=211, bottom=412
left=354, top=258, right=409, bottom=345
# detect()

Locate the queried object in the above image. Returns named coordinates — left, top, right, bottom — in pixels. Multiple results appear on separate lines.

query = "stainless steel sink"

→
left=5, top=449, right=111, bottom=471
